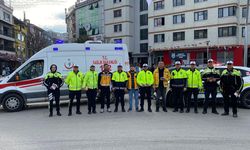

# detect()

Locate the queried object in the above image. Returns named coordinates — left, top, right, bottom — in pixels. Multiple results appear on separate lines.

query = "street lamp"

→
left=206, top=40, right=210, bottom=59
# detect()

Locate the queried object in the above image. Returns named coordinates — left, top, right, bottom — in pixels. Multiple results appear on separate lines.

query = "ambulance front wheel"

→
left=2, top=93, right=25, bottom=112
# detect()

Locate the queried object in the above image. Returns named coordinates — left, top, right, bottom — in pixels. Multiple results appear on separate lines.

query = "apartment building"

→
left=0, top=0, right=15, bottom=74
left=66, top=0, right=150, bottom=64
left=148, top=0, right=250, bottom=66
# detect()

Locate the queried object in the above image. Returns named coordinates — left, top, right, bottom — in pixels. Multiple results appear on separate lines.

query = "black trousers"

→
left=86, top=89, right=97, bottom=112
left=172, top=87, right=184, bottom=111
left=68, top=91, right=82, bottom=113
left=222, top=91, right=238, bottom=114
left=48, top=90, right=60, bottom=113
left=114, top=89, right=125, bottom=109
left=156, top=87, right=167, bottom=110
left=187, top=88, right=199, bottom=111
left=140, top=87, right=152, bottom=110
left=204, top=88, right=217, bottom=112
left=100, top=87, right=111, bottom=109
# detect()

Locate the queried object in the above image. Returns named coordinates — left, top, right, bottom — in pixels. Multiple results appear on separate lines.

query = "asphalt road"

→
left=0, top=101, right=250, bottom=150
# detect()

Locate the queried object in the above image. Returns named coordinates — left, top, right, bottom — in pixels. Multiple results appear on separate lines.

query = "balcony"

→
left=0, top=29, right=15, bottom=41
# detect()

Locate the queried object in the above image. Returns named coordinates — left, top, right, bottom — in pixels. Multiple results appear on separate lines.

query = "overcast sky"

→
left=12, top=0, right=75, bottom=33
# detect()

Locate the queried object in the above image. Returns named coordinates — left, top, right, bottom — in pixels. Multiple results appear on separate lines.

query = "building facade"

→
left=75, top=0, right=104, bottom=41
left=148, top=0, right=250, bottom=66
left=66, top=0, right=150, bottom=64
left=0, top=0, right=15, bottom=75
left=66, top=5, right=76, bottom=43
left=13, top=16, right=28, bottom=64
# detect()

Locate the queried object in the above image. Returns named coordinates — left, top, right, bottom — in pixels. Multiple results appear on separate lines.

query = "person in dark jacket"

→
left=98, top=64, right=113, bottom=113
left=43, top=64, right=63, bottom=117
left=220, top=61, right=243, bottom=118
left=202, top=59, right=220, bottom=115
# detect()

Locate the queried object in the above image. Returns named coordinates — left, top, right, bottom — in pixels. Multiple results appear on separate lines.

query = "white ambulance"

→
left=0, top=41, right=130, bottom=112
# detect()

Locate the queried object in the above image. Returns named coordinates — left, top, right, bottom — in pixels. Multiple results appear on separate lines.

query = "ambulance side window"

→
left=9, top=60, right=44, bottom=82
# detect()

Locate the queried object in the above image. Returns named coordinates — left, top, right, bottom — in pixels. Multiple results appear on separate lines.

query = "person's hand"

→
left=212, top=78, right=217, bottom=82
left=85, top=87, right=88, bottom=91
left=124, top=88, right=128, bottom=93
left=161, top=77, right=167, bottom=81
left=184, top=88, right=187, bottom=92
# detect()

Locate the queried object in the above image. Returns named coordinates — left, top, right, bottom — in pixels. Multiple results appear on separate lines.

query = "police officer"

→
left=127, top=65, right=139, bottom=112
left=220, top=61, right=243, bottom=118
left=84, top=65, right=98, bottom=115
left=112, top=65, right=128, bottom=112
left=153, top=61, right=171, bottom=112
left=43, top=64, right=63, bottom=117
left=98, top=64, right=113, bottom=113
left=186, top=61, right=203, bottom=113
left=137, top=64, right=154, bottom=112
left=65, top=65, right=84, bottom=116
left=170, top=61, right=187, bottom=113
left=202, top=59, right=220, bottom=115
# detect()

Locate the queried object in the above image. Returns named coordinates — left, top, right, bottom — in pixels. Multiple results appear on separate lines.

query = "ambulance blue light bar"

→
left=53, top=47, right=59, bottom=52
left=85, top=47, right=91, bottom=51
left=55, top=39, right=64, bottom=44
left=115, top=47, right=123, bottom=51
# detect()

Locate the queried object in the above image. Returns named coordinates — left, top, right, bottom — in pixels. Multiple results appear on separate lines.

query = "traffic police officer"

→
left=153, top=61, right=171, bottom=112
left=65, top=65, right=84, bottom=116
left=170, top=61, right=187, bottom=113
left=186, top=61, right=203, bottom=113
left=112, top=64, right=128, bottom=112
left=43, top=64, right=63, bottom=117
left=220, top=61, right=243, bottom=118
left=202, top=59, right=220, bottom=115
left=137, top=64, right=154, bottom=112
left=83, top=65, right=98, bottom=115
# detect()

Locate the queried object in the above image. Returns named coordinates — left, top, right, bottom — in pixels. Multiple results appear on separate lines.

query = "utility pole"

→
left=244, top=0, right=250, bottom=66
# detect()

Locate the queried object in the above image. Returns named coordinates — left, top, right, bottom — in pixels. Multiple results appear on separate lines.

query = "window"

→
left=3, top=12, right=10, bottom=22
left=113, top=0, right=122, bottom=4
left=242, top=27, right=245, bottom=37
left=154, top=17, right=165, bottom=27
left=140, top=14, right=148, bottom=26
left=140, top=0, right=148, bottom=11
left=173, top=32, right=185, bottom=41
left=173, top=0, right=185, bottom=7
left=218, top=6, right=236, bottom=18
left=173, top=14, right=185, bottom=24
left=194, top=10, right=208, bottom=21
left=10, top=60, right=44, bottom=82
left=154, top=1, right=164, bottom=10
left=114, top=24, right=122, bottom=32
left=194, top=29, right=207, bottom=39
left=194, top=0, right=207, bottom=3
left=140, top=43, right=148, bottom=52
left=217, top=51, right=233, bottom=64
left=218, top=26, right=237, bottom=37
left=242, top=7, right=247, bottom=18
left=140, top=29, right=148, bottom=40
left=114, top=9, right=122, bottom=18
left=154, top=34, right=165, bottom=43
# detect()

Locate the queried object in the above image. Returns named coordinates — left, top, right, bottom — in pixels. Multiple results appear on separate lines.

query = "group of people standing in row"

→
left=43, top=59, right=243, bottom=118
